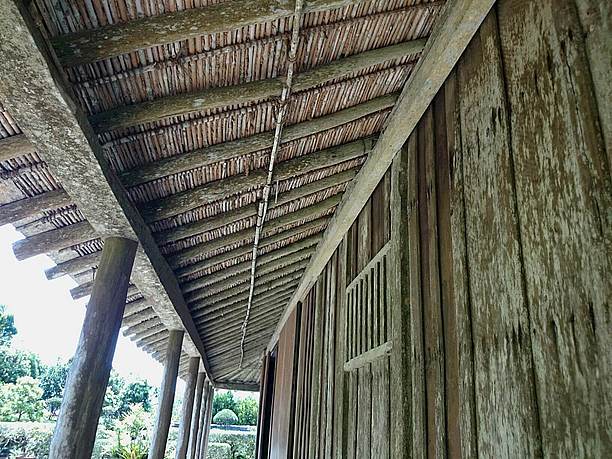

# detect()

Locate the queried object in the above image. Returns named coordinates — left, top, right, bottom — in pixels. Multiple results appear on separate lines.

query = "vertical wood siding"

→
left=261, top=0, right=610, bottom=457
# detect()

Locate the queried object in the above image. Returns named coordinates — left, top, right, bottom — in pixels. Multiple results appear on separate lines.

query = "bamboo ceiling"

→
left=0, top=0, right=444, bottom=388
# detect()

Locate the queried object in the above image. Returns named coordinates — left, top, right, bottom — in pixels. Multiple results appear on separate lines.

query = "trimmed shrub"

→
left=206, top=442, right=231, bottom=459
left=212, top=409, right=238, bottom=426
left=208, top=428, right=255, bottom=459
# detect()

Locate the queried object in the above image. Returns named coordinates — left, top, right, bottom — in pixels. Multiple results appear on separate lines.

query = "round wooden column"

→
left=148, top=329, right=184, bottom=459
left=187, top=372, right=206, bottom=459
left=49, top=236, right=138, bottom=459
left=175, top=357, right=200, bottom=458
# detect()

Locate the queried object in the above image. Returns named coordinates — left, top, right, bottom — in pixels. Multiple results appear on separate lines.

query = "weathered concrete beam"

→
left=142, top=137, right=370, bottom=222
left=89, top=40, right=422, bottom=132
left=0, top=133, right=35, bottom=162
left=0, top=0, right=214, bottom=381
left=155, top=167, right=355, bottom=245
left=176, top=217, right=328, bottom=279
left=168, top=193, right=340, bottom=268
left=50, top=0, right=379, bottom=66
left=48, top=237, right=137, bottom=458
left=182, top=235, right=319, bottom=292
left=12, top=220, right=96, bottom=260
left=0, top=189, right=72, bottom=226
left=267, top=0, right=497, bottom=350
left=123, top=95, right=394, bottom=186
left=149, top=330, right=184, bottom=459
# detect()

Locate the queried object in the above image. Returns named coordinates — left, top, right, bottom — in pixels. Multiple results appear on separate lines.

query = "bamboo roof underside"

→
left=0, top=0, right=445, bottom=388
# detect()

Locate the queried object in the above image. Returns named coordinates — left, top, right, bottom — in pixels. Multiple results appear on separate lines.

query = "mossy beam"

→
left=0, top=189, right=72, bottom=226
left=168, top=193, right=341, bottom=268
left=155, top=167, right=356, bottom=245
left=267, top=0, right=498, bottom=351
left=175, top=217, right=328, bottom=279
left=186, top=258, right=308, bottom=304
left=12, top=220, right=97, bottom=260
left=89, top=40, right=423, bottom=132
left=51, top=0, right=374, bottom=66
left=142, top=137, right=370, bottom=223
left=186, top=249, right=313, bottom=298
left=123, top=95, right=395, bottom=187
left=181, top=233, right=319, bottom=292
left=0, top=1, right=213, bottom=380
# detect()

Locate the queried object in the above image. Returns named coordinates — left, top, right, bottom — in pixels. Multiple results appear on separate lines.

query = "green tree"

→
left=212, top=408, right=239, bottom=426
left=212, top=391, right=237, bottom=417
left=0, top=305, right=17, bottom=347
left=39, top=359, right=71, bottom=399
left=235, top=396, right=259, bottom=425
left=0, top=348, right=43, bottom=384
left=0, top=376, right=45, bottom=421
left=120, top=381, right=153, bottom=413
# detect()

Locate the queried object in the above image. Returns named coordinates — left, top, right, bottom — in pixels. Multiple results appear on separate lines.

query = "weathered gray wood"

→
left=12, top=220, right=96, bottom=260
left=185, top=247, right=313, bottom=297
left=176, top=357, right=199, bottom=459
left=45, top=250, right=102, bottom=280
left=0, top=189, right=72, bottom=226
left=121, top=307, right=155, bottom=328
left=48, top=237, right=138, bottom=458
left=458, top=10, right=543, bottom=456
left=181, top=233, right=320, bottom=289
left=142, top=138, right=371, bottom=223
left=72, top=282, right=139, bottom=301
left=50, top=0, right=392, bottom=66
left=124, top=317, right=162, bottom=337
left=149, top=330, right=184, bottom=459
left=268, top=0, right=496, bottom=353
left=90, top=41, right=423, bottom=132
left=127, top=323, right=166, bottom=341
left=498, top=0, right=611, bottom=455
left=124, top=298, right=151, bottom=318
left=176, top=217, right=328, bottom=279
left=0, top=0, right=213, bottom=381
left=124, top=95, right=393, bottom=187
left=199, top=386, right=214, bottom=459
left=193, top=380, right=210, bottom=459
left=343, top=340, right=392, bottom=372
left=169, top=193, right=340, bottom=268
left=0, top=133, right=35, bottom=162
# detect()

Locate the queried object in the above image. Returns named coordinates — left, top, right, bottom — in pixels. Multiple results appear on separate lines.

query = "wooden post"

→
left=149, top=330, right=184, bottom=459
left=49, top=237, right=138, bottom=459
left=194, top=380, right=211, bottom=459
left=187, top=372, right=206, bottom=459
left=198, top=384, right=215, bottom=459
left=176, top=357, right=200, bottom=459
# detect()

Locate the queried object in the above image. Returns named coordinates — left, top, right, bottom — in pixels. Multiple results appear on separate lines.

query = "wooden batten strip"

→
left=12, top=220, right=96, bottom=260
left=124, top=318, right=163, bottom=339
left=176, top=217, right=329, bottom=279
left=343, top=340, right=393, bottom=372
left=202, top=312, right=283, bottom=346
left=198, top=293, right=293, bottom=328
left=213, top=382, right=259, bottom=392
left=122, top=95, right=393, bottom=187
left=123, top=298, right=149, bottom=317
left=142, top=138, right=371, bottom=223
left=0, top=134, right=35, bottom=162
left=89, top=41, right=422, bottom=132
left=45, top=250, right=102, bottom=280
left=156, top=168, right=355, bottom=245
left=181, top=237, right=319, bottom=292
left=121, top=307, right=156, bottom=328
left=268, top=0, right=497, bottom=351
left=168, top=193, right=341, bottom=268
left=0, top=189, right=73, bottom=226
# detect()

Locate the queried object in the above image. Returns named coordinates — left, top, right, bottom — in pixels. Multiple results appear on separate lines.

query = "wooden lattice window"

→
left=344, top=242, right=392, bottom=371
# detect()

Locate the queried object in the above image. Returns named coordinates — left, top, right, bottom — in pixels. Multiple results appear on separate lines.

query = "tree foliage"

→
left=212, top=408, right=239, bottom=426
left=212, top=391, right=237, bottom=417
left=0, top=376, right=45, bottom=422
left=39, top=359, right=71, bottom=400
left=0, top=305, right=17, bottom=347
left=235, top=396, right=259, bottom=426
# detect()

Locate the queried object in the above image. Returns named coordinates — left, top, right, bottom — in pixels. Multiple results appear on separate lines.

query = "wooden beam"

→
left=123, top=316, right=162, bottom=337
left=168, top=193, right=340, bottom=268
left=0, top=1, right=214, bottom=381
left=45, top=250, right=101, bottom=280
left=203, top=313, right=283, bottom=347
left=155, top=167, right=356, bottom=245
left=121, top=307, right=156, bottom=328
left=187, top=258, right=307, bottom=304
left=123, top=95, right=394, bottom=186
left=51, top=0, right=378, bottom=66
left=199, top=301, right=287, bottom=337
left=123, top=297, right=150, bottom=317
left=267, top=0, right=497, bottom=350
left=213, top=381, right=260, bottom=392
left=0, top=133, right=35, bottom=162
left=0, top=189, right=72, bottom=226
left=12, top=220, right=96, bottom=260
left=176, top=217, right=328, bottom=279
left=198, top=294, right=292, bottom=329
left=73, top=282, right=139, bottom=301
left=89, top=40, right=423, bottom=131
left=142, top=137, right=371, bottom=222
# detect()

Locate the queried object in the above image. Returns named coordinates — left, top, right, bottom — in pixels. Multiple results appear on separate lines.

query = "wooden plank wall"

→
left=263, top=0, right=610, bottom=457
